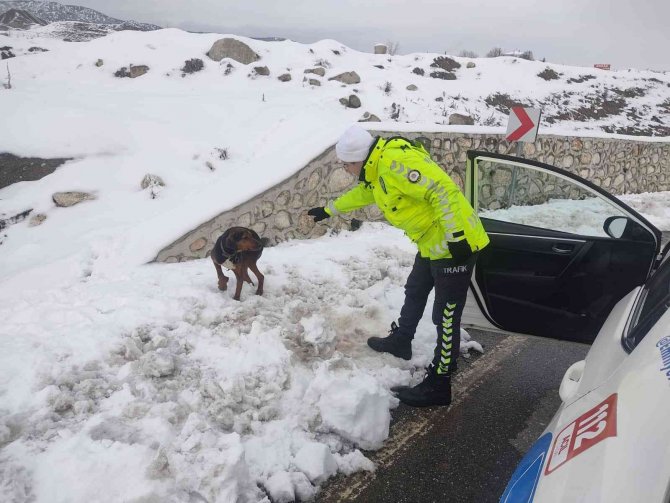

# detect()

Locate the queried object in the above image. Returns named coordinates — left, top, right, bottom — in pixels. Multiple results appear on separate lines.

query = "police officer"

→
left=308, top=125, right=489, bottom=407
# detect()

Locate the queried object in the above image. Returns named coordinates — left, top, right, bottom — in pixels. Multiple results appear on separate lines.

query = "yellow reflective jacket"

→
left=325, top=137, right=489, bottom=260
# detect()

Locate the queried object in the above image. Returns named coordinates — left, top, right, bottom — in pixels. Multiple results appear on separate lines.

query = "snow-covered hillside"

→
left=0, top=27, right=669, bottom=503
left=1, top=29, right=668, bottom=288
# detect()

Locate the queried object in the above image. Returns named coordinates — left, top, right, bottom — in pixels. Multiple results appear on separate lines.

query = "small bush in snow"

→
left=459, top=50, right=478, bottom=58
left=567, top=74, right=596, bottom=84
left=519, top=50, right=534, bottom=61
left=314, top=58, right=331, bottom=68
left=0, top=46, right=15, bottom=60
left=389, top=102, right=404, bottom=120
left=429, top=71, right=457, bottom=80
left=181, top=58, right=204, bottom=74
left=215, top=148, right=228, bottom=160
left=486, top=47, right=503, bottom=58
left=484, top=93, right=528, bottom=114
left=381, top=81, right=392, bottom=95
left=223, top=62, right=234, bottom=75
left=482, top=111, right=501, bottom=126
left=141, top=174, right=165, bottom=199
left=114, top=67, right=131, bottom=78
left=386, top=41, right=400, bottom=56
left=537, top=67, right=560, bottom=81
left=612, top=87, right=646, bottom=98
left=431, top=56, right=460, bottom=72
left=412, top=67, right=424, bottom=76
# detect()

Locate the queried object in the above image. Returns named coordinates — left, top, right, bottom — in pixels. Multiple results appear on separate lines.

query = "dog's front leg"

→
left=212, top=257, right=229, bottom=291
left=232, top=268, right=244, bottom=301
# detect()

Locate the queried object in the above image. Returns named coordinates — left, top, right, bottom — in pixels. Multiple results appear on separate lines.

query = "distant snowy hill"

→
left=0, top=8, right=46, bottom=30
left=0, top=0, right=160, bottom=29
left=0, top=0, right=160, bottom=41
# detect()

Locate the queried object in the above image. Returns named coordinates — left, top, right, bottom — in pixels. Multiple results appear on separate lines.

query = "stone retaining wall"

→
left=155, top=132, right=670, bottom=263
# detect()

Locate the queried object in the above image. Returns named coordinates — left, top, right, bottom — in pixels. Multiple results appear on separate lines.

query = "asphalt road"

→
left=0, top=153, right=71, bottom=190
left=319, top=329, right=589, bottom=503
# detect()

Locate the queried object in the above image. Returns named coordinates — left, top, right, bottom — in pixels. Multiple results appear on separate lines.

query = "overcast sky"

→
left=65, top=0, right=669, bottom=71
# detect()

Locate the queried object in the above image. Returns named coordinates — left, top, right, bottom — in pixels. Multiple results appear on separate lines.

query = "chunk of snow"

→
left=293, top=442, right=338, bottom=484
left=264, top=471, right=295, bottom=503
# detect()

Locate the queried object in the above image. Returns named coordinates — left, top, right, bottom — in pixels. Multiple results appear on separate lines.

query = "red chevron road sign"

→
left=505, top=107, right=541, bottom=142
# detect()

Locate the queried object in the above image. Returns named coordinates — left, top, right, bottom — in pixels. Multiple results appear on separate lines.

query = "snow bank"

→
left=0, top=224, right=465, bottom=502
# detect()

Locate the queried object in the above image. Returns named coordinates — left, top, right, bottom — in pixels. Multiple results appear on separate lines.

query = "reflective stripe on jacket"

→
left=326, top=137, right=489, bottom=260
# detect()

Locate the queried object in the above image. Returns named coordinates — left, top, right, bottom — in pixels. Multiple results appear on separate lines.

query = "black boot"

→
left=367, top=322, right=412, bottom=360
left=395, top=367, right=452, bottom=407
left=390, top=360, right=457, bottom=393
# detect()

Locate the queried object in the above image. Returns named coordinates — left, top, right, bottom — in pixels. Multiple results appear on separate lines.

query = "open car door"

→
left=465, top=151, right=662, bottom=344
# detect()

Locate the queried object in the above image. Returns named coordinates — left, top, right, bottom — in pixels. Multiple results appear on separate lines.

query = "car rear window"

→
left=624, top=256, right=670, bottom=352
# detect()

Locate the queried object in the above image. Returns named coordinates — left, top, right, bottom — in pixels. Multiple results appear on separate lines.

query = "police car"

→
left=457, top=152, right=670, bottom=502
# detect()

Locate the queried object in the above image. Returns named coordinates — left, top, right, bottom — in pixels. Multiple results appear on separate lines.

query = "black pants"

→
left=397, top=253, right=478, bottom=376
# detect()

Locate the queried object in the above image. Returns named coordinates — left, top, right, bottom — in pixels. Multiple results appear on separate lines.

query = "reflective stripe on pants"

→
left=397, top=252, right=478, bottom=375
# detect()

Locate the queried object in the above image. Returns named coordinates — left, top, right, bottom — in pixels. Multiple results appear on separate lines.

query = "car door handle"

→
left=552, top=244, right=574, bottom=254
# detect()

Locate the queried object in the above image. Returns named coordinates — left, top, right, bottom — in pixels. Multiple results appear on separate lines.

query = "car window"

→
left=475, top=158, right=629, bottom=238
left=624, top=256, right=670, bottom=352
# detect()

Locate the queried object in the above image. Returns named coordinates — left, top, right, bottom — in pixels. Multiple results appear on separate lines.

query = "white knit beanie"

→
left=335, top=125, right=374, bottom=162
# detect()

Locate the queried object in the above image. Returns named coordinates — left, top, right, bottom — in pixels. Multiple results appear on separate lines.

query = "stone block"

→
left=251, top=221, right=266, bottom=234
left=276, top=190, right=290, bottom=206
left=207, top=38, right=260, bottom=64
left=307, top=171, right=322, bottom=191
left=238, top=212, right=252, bottom=227
left=304, top=67, right=326, bottom=77
left=274, top=210, right=292, bottom=230
left=328, top=71, right=361, bottom=84
left=261, top=201, right=274, bottom=217
left=52, top=191, right=95, bottom=207
left=328, top=168, right=354, bottom=191
left=189, top=238, right=207, bottom=252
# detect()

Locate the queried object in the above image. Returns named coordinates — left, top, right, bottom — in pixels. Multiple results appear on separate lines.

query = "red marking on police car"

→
left=545, top=393, right=617, bottom=475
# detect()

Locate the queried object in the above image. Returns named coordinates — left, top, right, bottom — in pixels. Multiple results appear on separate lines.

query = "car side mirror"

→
left=603, top=216, right=629, bottom=239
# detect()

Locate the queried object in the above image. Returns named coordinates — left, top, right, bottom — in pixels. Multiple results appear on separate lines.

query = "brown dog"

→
left=211, top=227, right=266, bottom=301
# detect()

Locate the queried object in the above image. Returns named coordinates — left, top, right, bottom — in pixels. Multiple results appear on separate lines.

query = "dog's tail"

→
left=260, top=237, right=271, bottom=247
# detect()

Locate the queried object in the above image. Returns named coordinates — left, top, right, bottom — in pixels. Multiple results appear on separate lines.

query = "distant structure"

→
left=374, top=43, right=388, bottom=54
left=594, top=64, right=611, bottom=70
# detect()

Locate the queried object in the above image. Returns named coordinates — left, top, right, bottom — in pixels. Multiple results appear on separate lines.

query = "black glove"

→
left=447, top=239, right=473, bottom=263
left=308, top=207, right=330, bottom=222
